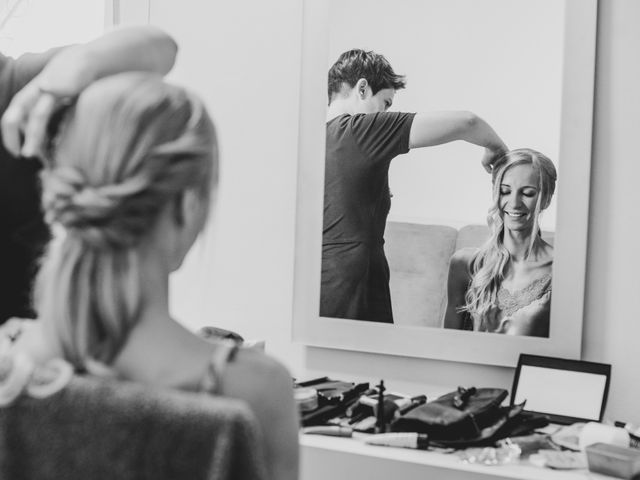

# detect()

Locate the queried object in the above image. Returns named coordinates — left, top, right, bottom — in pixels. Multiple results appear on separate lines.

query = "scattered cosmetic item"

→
left=396, top=395, right=428, bottom=417
left=579, top=422, right=630, bottom=451
left=614, top=421, right=640, bottom=448
left=376, top=380, right=386, bottom=433
left=364, top=432, right=429, bottom=450
left=352, top=416, right=377, bottom=433
left=338, top=382, right=371, bottom=404
left=615, top=421, right=640, bottom=437
left=460, top=441, right=522, bottom=466
left=294, top=387, right=318, bottom=412
left=301, top=403, right=346, bottom=427
left=295, top=376, right=329, bottom=387
left=302, top=426, right=353, bottom=438
left=529, top=450, right=586, bottom=470
left=346, top=388, right=376, bottom=417
left=348, top=411, right=369, bottom=425
left=352, top=390, right=428, bottom=427
left=586, top=442, right=640, bottom=478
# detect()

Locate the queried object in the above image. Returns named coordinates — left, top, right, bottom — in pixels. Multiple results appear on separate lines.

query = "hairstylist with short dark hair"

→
left=321, top=49, right=508, bottom=323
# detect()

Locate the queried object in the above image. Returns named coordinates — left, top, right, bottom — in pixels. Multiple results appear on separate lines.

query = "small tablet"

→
left=510, top=354, right=611, bottom=425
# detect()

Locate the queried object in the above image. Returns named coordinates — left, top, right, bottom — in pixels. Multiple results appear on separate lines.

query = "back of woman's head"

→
left=36, top=72, right=217, bottom=369
left=463, top=148, right=556, bottom=327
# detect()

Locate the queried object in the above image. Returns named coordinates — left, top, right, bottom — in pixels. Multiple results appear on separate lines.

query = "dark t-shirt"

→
left=321, top=112, right=415, bottom=322
left=0, top=50, right=57, bottom=323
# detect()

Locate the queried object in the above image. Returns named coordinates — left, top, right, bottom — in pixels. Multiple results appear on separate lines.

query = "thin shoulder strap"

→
left=198, top=340, right=240, bottom=395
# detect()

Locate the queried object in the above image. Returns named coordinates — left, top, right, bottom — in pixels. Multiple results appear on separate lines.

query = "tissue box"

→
left=586, top=442, right=640, bottom=479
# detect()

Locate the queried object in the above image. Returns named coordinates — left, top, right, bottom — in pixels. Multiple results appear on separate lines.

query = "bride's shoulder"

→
left=533, top=239, right=554, bottom=266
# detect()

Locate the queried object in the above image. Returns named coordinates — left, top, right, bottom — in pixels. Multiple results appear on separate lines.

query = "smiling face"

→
left=499, top=163, right=541, bottom=233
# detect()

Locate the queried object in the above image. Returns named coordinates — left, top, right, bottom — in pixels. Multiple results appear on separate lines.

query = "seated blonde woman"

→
left=4, top=73, right=298, bottom=480
left=443, top=148, right=557, bottom=337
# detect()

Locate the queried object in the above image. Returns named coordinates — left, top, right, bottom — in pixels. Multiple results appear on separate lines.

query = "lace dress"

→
left=471, top=273, right=552, bottom=337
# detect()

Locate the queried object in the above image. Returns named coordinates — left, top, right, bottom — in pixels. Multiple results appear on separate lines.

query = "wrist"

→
left=487, top=142, right=507, bottom=154
left=37, top=47, right=95, bottom=97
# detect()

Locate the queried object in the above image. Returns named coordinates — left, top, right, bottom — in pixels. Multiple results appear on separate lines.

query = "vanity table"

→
left=300, top=434, right=609, bottom=480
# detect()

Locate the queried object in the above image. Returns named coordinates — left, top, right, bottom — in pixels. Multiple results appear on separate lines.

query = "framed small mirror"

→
left=293, top=0, right=597, bottom=366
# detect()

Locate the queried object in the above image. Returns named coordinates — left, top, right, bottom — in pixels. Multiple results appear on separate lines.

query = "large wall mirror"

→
left=293, top=0, right=596, bottom=366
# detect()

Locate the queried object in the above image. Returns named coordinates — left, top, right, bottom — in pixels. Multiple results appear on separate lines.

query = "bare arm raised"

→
left=1, top=26, right=178, bottom=157
left=409, top=111, right=508, bottom=172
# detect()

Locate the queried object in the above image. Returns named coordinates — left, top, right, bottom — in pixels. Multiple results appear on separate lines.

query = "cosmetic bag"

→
left=297, top=379, right=370, bottom=427
left=391, top=387, right=542, bottom=447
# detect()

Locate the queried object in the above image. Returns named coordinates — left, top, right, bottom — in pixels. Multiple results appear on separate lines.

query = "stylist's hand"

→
left=1, top=47, right=88, bottom=158
left=3, top=26, right=177, bottom=159
left=481, top=144, right=508, bottom=173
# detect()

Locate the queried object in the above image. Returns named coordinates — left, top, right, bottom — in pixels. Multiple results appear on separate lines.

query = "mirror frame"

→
left=292, top=0, right=597, bottom=367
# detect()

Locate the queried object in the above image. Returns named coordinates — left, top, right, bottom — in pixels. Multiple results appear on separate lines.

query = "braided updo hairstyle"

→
left=35, top=72, right=217, bottom=370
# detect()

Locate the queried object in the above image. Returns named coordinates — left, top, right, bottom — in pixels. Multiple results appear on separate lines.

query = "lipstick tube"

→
left=302, top=426, right=353, bottom=437
left=364, top=432, right=429, bottom=450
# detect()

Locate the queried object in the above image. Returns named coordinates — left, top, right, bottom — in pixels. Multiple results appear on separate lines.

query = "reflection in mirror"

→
left=319, top=0, right=563, bottom=335
left=442, top=149, right=557, bottom=337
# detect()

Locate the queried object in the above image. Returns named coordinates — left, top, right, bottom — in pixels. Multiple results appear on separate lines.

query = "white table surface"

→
left=300, top=433, right=613, bottom=480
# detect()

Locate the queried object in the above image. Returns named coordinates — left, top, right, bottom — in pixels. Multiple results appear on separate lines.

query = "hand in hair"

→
left=1, top=26, right=177, bottom=158
left=481, top=146, right=508, bottom=173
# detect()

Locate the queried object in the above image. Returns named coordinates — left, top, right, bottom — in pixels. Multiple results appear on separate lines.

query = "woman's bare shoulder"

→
left=221, top=347, right=299, bottom=480
left=449, top=247, right=477, bottom=274
left=228, top=347, right=289, bottom=379
left=221, top=347, right=291, bottom=400
left=534, top=239, right=554, bottom=264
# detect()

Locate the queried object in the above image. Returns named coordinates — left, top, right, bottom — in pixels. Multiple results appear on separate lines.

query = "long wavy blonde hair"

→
left=34, top=73, right=217, bottom=371
left=462, top=148, right=557, bottom=329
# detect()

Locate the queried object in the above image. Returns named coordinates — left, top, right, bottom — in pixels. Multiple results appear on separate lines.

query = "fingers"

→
left=22, top=93, right=57, bottom=158
left=481, top=146, right=509, bottom=173
left=481, top=150, right=494, bottom=173
left=0, top=83, right=39, bottom=156
left=1, top=80, right=59, bottom=159
left=0, top=105, right=23, bottom=156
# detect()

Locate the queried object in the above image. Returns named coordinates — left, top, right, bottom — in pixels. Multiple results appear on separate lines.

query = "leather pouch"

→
left=391, top=387, right=515, bottom=446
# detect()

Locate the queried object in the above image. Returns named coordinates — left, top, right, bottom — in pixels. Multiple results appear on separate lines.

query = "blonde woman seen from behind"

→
left=21, top=73, right=298, bottom=480
left=444, top=148, right=557, bottom=337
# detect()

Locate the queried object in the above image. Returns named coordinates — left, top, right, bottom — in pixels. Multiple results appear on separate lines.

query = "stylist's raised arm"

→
left=1, top=26, right=178, bottom=158
left=408, top=110, right=508, bottom=172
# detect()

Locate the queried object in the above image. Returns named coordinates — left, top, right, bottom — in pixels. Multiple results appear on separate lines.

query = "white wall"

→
left=327, top=0, right=562, bottom=230
left=142, top=0, right=640, bottom=424
left=582, top=0, right=640, bottom=426
left=146, top=0, right=306, bottom=369
left=0, top=0, right=104, bottom=56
